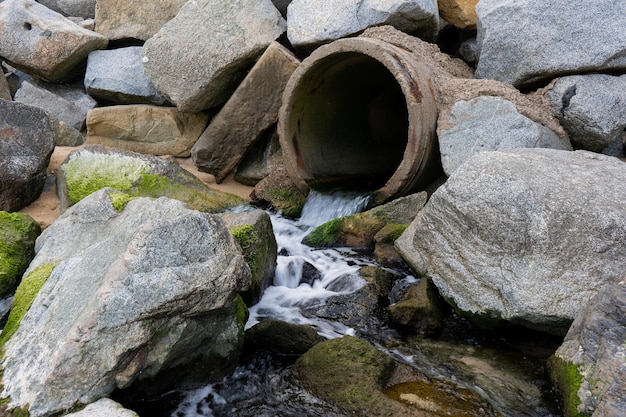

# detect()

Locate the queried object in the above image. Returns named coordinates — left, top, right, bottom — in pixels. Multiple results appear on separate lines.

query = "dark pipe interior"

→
left=288, top=52, right=408, bottom=192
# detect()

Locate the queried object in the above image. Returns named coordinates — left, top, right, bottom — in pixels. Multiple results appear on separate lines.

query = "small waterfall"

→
left=247, top=190, right=374, bottom=339
left=298, top=190, right=371, bottom=227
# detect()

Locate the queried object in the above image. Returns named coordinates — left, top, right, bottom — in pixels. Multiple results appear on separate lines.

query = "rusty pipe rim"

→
left=278, top=37, right=439, bottom=204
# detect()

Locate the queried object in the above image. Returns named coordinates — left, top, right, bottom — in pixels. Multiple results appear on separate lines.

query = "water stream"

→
left=167, top=191, right=563, bottom=417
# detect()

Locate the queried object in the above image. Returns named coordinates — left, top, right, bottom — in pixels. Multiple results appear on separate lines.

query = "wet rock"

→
left=373, top=223, right=408, bottom=266
left=388, top=277, right=446, bottom=334
left=85, top=105, right=208, bottom=157
left=547, top=74, right=626, bottom=152
left=37, top=0, right=96, bottom=18
left=396, top=149, right=626, bottom=335
left=57, top=145, right=244, bottom=213
left=0, top=0, right=108, bottom=83
left=191, top=42, right=300, bottom=182
left=219, top=209, right=277, bottom=306
left=142, top=0, right=286, bottom=112
left=0, top=212, right=41, bottom=298
left=287, top=0, right=440, bottom=49
left=234, top=128, right=282, bottom=186
left=64, top=398, right=139, bottom=417
left=14, top=79, right=97, bottom=131
left=437, top=0, right=478, bottom=29
left=94, top=0, right=187, bottom=41
left=438, top=95, right=571, bottom=176
left=0, top=100, right=56, bottom=211
left=84, top=47, right=166, bottom=105
left=244, top=318, right=324, bottom=355
left=293, top=335, right=496, bottom=417
left=251, top=151, right=309, bottom=218
left=0, top=189, right=251, bottom=416
left=548, top=278, right=626, bottom=417
left=475, top=0, right=626, bottom=87
left=299, top=261, right=322, bottom=286
left=303, top=192, right=427, bottom=251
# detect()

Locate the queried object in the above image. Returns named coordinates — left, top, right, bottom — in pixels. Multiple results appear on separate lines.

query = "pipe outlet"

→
left=278, top=37, right=439, bottom=204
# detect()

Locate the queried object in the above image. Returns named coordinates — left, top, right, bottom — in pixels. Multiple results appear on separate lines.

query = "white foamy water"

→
left=246, top=191, right=375, bottom=339
left=173, top=191, right=375, bottom=416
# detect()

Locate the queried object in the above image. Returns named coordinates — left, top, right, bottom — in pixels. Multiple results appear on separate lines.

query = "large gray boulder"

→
left=0, top=0, right=108, bottom=83
left=475, top=0, right=626, bottom=87
left=142, top=0, right=286, bottom=112
left=37, top=0, right=97, bottom=18
left=395, top=149, right=626, bottom=335
left=14, top=79, right=97, bottom=131
left=94, top=0, right=187, bottom=41
left=85, top=47, right=166, bottom=105
left=438, top=95, right=571, bottom=176
left=0, top=100, right=56, bottom=211
left=548, top=74, right=626, bottom=153
left=191, top=41, right=300, bottom=182
left=548, top=278, right=626, bottom=417
left=287, top=0, right=439, bottom=49
left=0, top=189, right=251, bottom=417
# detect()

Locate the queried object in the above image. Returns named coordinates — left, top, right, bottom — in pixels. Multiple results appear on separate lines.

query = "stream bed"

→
left=138, top=192, right=564, bottom=417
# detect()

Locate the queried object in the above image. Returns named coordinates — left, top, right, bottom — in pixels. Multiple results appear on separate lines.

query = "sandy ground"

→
left=18, top=146, right=254, bottom=229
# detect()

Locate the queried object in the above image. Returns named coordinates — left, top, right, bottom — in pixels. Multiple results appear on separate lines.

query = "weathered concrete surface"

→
left=85, top=105, right=208, bottom=157
left=191, top=42, right=300, bottom=182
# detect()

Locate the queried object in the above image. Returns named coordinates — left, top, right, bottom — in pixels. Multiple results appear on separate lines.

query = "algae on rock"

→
left=58, top=145, right=244, bottom=214
left=0, top=212, right=41, bottom=298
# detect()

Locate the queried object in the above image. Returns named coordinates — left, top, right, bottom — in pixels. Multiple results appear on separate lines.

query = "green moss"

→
left=62, top=153, right=149, bottom=204
left=302, top=218, right=345, bottom=247
left=0, top=263, right=57, bottom=347
left=377, top=223, right=408, bottom=243
left=548, top=356, right=589, bottom=417
left=266, top=187, right=307, bottom=218
left=0, top=213, right=41, bottom=297
left=293, top=336, right=398, bottom=416
left=107, top=191, right=136, bottom=212
left=230, top=224, right=261, bottom=277
left=62, top=154, right=243, bottom=213
left=231, top=225, right=257, bottom=251
left=234, top=294, right=249, bottom=327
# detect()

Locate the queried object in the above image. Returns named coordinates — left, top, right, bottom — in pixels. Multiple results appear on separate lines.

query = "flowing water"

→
left=167, top=191, right=563, bottom=417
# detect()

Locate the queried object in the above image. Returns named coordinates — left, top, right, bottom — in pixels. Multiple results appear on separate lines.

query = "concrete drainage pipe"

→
left=278, top=37, right=440, bottom=205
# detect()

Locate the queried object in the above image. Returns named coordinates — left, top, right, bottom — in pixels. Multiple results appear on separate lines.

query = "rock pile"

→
left=0, top=0, right=624, bottom=416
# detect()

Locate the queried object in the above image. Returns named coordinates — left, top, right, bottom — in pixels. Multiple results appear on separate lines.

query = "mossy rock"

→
left=293, top=335, right=495, bottom=417
left=388, top=277, right=447, bottom=333
left=302, top=213, right=386, bottom=250
left=244, top=318, right=324, bottom=356
left=250, top=160, right=309, bottom=218
left=219, top=209, right=277, bottom=306
left=0, top=212, right=41, bottom=298
left=0, top=263, right=56, bottom=347
left=547, top=355, right=589, bottom=417
left=58, top=145, right=244, bottom=214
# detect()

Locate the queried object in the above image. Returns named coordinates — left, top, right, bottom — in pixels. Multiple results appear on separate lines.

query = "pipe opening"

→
left=286, top=52, right=409, bottom=192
